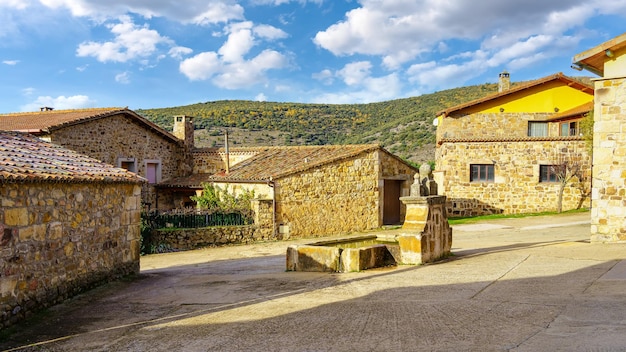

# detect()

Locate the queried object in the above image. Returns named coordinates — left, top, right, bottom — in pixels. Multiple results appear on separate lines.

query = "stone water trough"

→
left=286, top=195, right=453, bottom=272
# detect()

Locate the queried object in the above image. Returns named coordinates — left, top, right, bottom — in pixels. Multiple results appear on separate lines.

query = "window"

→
left=117, top=157, right=136, bottom=173
left=528, top=122, right=548, bottom=137
left=560, top=121, right=580, bottom=136
left=145, top=160, right=162, bottom=184
left=470, top=164, right=494, bottom=182
left=540, top=165, right=561, bottom=183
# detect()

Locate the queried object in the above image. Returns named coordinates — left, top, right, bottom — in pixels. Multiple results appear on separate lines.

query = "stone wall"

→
left=48, top=113, right=190, bottom=206
left=437, top=140, right=591, bottom=216
left=148, top=199, right=276, bottom=250
left=437, top=113, right=553, bottom=140
left=0, top=182, right=142, bottom=328
left=590, top=77, right=626, bottom=242
left=274, top=150, right=415, bottom=239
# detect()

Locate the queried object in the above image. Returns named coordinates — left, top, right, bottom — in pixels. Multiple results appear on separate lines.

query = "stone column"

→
left=398, top=195, right=452, bottom=264
left=591, top=77, right=626, bottom=242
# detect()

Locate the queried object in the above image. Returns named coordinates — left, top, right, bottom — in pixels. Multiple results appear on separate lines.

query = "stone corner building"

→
left=158, top=144, right=418, bottom=239
left=0, top=107, right=192, bottom=209
left=0, top=131, right=144, bottom=327
left=435, top=72, right=594, bottom=217
left=573, top=32, right=626, bottom=242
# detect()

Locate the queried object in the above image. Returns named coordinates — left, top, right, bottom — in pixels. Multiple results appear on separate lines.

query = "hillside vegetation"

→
left=136, top=82, right=510, bottom=163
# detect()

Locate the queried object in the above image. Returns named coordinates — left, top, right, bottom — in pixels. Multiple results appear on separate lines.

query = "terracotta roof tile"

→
left=0, top=107, right=181, bottom=145
left=438, top=135, right=584, bottom=145
left=0, top=131, right=145, bottom=184
left=159, top=144, right=381, bottom=187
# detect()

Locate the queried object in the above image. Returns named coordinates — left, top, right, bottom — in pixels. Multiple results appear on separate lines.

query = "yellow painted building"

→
left=435, top=72, right=594, bottom=217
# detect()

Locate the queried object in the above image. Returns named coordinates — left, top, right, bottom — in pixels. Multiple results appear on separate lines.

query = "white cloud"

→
left=21, top=87, right=35, bottom=96
left=255, top=93, right=267, bottom=101
left=312, top=66, right=401, bottom=104
left=168, top=46, right=193, bottom=60
left=20, top=95, right=95, bottom=112
left=38, top=0, right=244, bottom=24
left=2, top=60, right=19, bottom=65
left=249, top=0, right=324, bottom=5
left=337, top=61, right=372, bottom=86
left=179, top=22, right=289, bottom=89
left=0, top=0, right=31, bottom=9
left=179, top=52, right=221, bottom=81
left=115, top=71, right=130, bottom=84
left=219, top=24, right=256, bottom=63
left=76, top=16, right=172, bottom=63
left=214, top=49, right=288, bottom=89
left=253, top=24, right=288, bottom=40
left=312, top=69, right=334, bottom=85
left=314, top=0, right=597, bottom=70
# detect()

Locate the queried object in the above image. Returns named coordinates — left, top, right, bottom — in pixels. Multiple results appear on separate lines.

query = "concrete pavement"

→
left=3, top=211, right=626, bottom=351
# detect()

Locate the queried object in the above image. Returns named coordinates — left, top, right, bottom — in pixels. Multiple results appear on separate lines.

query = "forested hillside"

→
left=136, top=80, right=553, bottom=164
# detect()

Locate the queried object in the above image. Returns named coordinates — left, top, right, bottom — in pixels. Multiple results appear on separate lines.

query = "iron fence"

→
left=146, top=210, right=253, bottom=229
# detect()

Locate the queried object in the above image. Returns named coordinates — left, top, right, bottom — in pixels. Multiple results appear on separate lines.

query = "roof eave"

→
left=437, top=73, right=593, bottom=117
left=572, top=32, right=626, bottom=77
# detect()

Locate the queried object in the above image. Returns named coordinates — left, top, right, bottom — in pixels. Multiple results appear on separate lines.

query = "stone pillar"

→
left=590, top=77, right=626, bottom=242
left=397, top=195, right=452, bottom=264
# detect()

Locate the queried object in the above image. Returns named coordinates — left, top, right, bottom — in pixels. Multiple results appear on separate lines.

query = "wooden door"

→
left=383, top=180, right=402, bottom=225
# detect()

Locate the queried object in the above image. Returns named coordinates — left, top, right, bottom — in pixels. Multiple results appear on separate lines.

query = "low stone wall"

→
left=0, top=182, right=142, bottom=328
left=149, top=199, right=277, bottom=251
left=151, top=225, right=278, bottom=251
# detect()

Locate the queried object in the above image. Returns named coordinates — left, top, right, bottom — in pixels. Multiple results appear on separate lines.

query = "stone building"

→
left=158, top=144, right=418, bottom=238
left=573, top=32, right=626, bottom=242
left=435, top=72, right=594, bottom=216
left=0, top=108, right=192, bottom=209
left=0, top=131, right=144, bottom=327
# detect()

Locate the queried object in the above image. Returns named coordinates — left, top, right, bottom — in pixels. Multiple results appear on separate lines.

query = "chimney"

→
left=224, top=129, right=230, bottom=174
left=498, top=70, right=510, bottom=92
left=173, top=115, right=194, bottom=148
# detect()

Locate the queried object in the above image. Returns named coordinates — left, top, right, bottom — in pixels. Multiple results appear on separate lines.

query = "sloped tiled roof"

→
left=0, top=107, right=181, bottom=144
left=544, top=101, right=594, bottom=121
left=0, top=131, right=144, bottom=184
left=437, top=73, right=594, bottom=117
left=159, top=144, right=390, bottom=188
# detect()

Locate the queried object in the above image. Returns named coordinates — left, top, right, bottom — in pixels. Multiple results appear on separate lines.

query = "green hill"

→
left=138, top=78, right=588, bottom=164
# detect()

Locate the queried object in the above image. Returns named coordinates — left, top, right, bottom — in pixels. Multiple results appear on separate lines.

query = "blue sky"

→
left=0, top=0, right=624, bottom=113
